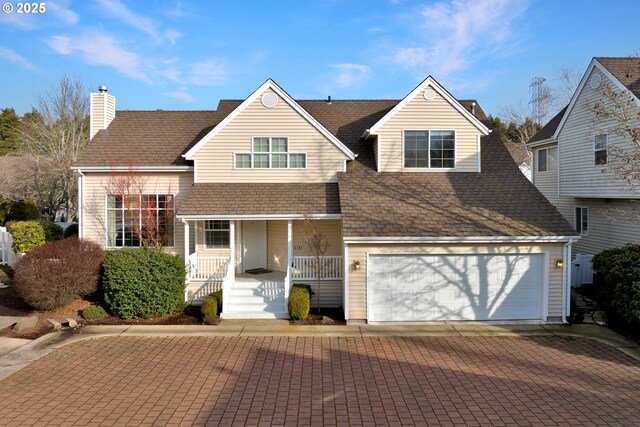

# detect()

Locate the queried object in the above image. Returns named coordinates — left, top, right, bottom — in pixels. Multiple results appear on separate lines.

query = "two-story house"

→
left=528, top=57, right=640, bottom=285
left=73, top=76, right=577, bottom=323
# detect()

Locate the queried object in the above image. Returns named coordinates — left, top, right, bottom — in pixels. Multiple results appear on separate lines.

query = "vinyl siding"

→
left=532, top=143, right=559, bottom=206
left=293, top=219, right=342, bottom=257
left=89, top=93, right=115, bottom=140
left=193, top=90, right=350, bottom=183
left=557, top=197, right=640, bottom=256
left=267, top=220, right=288, bottom=272
left=376, top=85, right=481, bottom=172
left=346, top=243, right=564, bottom=321
left=558, top=66, right=640, bottom=198
left=82, top=172, right=194, bottom=257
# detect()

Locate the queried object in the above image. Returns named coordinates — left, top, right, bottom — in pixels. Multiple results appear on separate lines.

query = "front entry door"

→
left=243, top=220, right=267, bottom=271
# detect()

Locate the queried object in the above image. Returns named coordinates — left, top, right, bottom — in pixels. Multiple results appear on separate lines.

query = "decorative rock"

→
left=12, top=316, right=38, bottom=332
left=65, top=318, right=78, bottom=328
left=48, top=318, right=78, bottom=330
left=48, top=319, right=62, bottom=330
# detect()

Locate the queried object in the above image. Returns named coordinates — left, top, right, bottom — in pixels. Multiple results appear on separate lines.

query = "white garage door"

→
left=368, top=254, right=544, bottom=321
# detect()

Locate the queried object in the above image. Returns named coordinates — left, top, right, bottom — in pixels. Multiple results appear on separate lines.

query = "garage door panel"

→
left=369, top=254, right=543, bottom=321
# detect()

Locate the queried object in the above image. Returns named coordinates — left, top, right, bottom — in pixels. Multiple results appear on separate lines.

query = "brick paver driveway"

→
left=0, top=336, right=639, bottom=426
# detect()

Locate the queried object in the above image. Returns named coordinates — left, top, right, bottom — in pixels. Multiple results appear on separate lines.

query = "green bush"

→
left=288, top=285, right=310, bottom=320
left=8, top=221, right=46, bottom=252
left=64, top=223, right=79, bottom=238
left=292, top=283, right=315, bottom=297
left=82, top=305, right=108, bottom=321
left=592, top=244, right=640, bottom=329
left=201, top=295, right=218, bottom=324
left=39, top=220, right=63, bottom=242
left=210, top=290, right=223, bottom=316
left=102, top=247, right=186, bottom=319
left=5, top=199, right=39, bottom=223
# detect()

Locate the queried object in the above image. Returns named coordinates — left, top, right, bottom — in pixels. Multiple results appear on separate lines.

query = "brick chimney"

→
left=89, top=85, right=115, bottom=140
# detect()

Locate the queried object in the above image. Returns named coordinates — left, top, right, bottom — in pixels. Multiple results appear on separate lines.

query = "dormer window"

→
left=235, top=137, right=306, bottom=169
left=403, top=130, right=455, bottom=169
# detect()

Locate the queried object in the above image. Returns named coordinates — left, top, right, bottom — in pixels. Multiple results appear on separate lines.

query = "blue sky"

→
left=1, top=0, right=638, bottom=119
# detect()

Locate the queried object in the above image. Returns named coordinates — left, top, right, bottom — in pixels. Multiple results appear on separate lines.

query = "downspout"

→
left=562, top=239, right=575, bottom=324
left=77, top=169, right=85, bottom=239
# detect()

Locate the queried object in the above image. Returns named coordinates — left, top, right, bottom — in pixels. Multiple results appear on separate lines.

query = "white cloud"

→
left=165, top=91, right=194, bottom=102
left=0, top=47, right=37, bottom=70
left=163, top=29, right=182, bottom=46
left=46, top=33, right=150, bottom=82
left=0, top=0, right=78, bottom=29
left=48, top=1, right=80, bottom=25
left=332, top=63, right=371, bottom=88
left=188, top=60, right=226, bottom=86
left=392, top=0, right=529, bottom=77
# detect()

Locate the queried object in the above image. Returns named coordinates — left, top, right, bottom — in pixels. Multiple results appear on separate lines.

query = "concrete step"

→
left=228, top=295, right=285, bottom=305
left=231, top=281, right=285, bottom=290
left=221, top=311, right=290, bottom=319
left=226, top=302, right=287, bottom=312
left=229, top=287, right=284, bottom=297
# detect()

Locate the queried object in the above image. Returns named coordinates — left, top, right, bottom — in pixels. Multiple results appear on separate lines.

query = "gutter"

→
left=76, top=169, right=85, bottom=239
left=561, top=239, right=575, bottom=324
left=70, top=166, right=193, bottom=172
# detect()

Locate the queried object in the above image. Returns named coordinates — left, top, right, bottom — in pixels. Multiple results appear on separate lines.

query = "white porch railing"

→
left=292, top=256, right=343, bottom=280
left=188, top=254, right=230, bottom=281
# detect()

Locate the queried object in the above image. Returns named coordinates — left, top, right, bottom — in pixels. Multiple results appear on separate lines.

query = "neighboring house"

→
left=527, top=57, right=640, bottom=285
left=73, top=76, right=577, bottom=323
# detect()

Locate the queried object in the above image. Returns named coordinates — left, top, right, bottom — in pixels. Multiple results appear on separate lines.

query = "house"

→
left=527, top=57, right=640, bottom=285
left=73, top=76, right=577, bottom=323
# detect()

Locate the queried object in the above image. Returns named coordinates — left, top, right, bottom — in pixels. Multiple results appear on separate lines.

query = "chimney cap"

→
left=98, top=85, right=108, bottom=93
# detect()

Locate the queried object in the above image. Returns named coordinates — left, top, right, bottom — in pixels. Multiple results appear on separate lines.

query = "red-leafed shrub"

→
left=13, top=238, right=104, bottom=310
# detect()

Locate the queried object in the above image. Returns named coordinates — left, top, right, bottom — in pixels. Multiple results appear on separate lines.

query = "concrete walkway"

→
left=1, top=322, right=639, bottom=382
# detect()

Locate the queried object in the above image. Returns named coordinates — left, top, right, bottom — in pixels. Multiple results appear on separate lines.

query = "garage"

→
left=368, top=253, right=545, bottom=321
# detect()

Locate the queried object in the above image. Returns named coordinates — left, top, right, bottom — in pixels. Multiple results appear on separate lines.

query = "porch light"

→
left=354, top=260, right=361, bottom=270
left=555, top=259, right=564, bottom=269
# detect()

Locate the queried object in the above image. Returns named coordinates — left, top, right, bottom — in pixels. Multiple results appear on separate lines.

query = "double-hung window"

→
left=204, top=220, right=230, bottom=249
left=404, top=130, right=455, bottom=169
left=537, top=147, right=557, bottom=172
left=106, top=194, right=175, bottom=247
left=594, top=133, right=608, bottom=165
left=235, top=137, right=306, bottom=169
left=575, top=207, right=589, bottom=236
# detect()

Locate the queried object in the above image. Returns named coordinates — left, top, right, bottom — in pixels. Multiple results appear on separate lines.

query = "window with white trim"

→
left=404, top=130, right=455, bottom=169
left=204, top=220, right=230, bottom=249
left=106, top=194, right=175, bottom=247
left=575, top=207, right=589, bottom=236
left=537, top=147, right=557, bottom=172
left=235, top=137, right=306, bottom=169
left=594, top=133, right=608, bottom=165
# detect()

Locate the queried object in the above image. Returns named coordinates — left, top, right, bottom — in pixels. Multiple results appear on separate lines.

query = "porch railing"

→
left=188, top=254, right=230, bottom=281
left=292, top=256, right=343, bottom=280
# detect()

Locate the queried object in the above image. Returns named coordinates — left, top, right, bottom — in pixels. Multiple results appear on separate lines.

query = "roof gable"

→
left=366, top=76, right=489, bottom=136
left=183, top=79, right=356, bottom=160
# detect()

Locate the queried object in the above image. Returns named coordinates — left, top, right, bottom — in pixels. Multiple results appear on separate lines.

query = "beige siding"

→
left=194, top=220, right=232, bottom=258
left=193, top=90, right=349, bottom=183
left=557, top=197, right=640, bottom=256
left=89, top=93, right=115, bottom=140
left=376, top=85, right=482, bottom=172
left=347, top=243, right=564, bottom=321
left=532, top=143, right=559, bottom=206
left=293, top=219, right=342, bottom=257
left=83, top=172, right=194, bottom=257
left=558, top=67, right=640, bottom=198
left=267, top=220, right=288, bottom=271
left=304, top=281, right=342, bottom=308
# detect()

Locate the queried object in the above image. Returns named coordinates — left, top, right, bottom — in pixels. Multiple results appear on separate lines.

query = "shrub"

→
left=210, top=290, right=223, bottom=316
left=64, top=223, right=79, bottom=238
left=13, top=238, right=104, bottom=310
left=592, top=244, right=640, bottom=329
left=102, top=247, right=186, bottom=319
left=292, top=283, right=315, bottom=297
left=8, top=221, right=46, bottom=253
left=82, top=305, right=108, bottom=321
left=39, top=220, right=64, bottom=242
left=201, top=295, right=218, bottom=324
left=288, top=285, right=310, bottom=320
left=5, top=199, right=39, bottom=223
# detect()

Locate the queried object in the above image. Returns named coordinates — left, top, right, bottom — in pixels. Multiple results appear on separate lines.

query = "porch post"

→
left=225, top=220, right=235, bottom=314
left=182, top=219, right=190, bottom=302
left=286, top=219, right=293, bottom=300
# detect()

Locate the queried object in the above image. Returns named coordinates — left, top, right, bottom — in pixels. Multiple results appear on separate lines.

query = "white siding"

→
left=558, top=67, right=640, bottom=198
left=192, top=90, right=350, bottom=183
left=532, top=144, right=559, bottom=206
left=375, top=84, right=482, bottom=172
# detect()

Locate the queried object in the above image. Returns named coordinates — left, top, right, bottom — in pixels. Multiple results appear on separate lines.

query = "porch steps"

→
left=222, top=279, right=289, bottom=320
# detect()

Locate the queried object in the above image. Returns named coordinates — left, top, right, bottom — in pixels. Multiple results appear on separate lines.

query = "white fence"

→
left=572, top=254, right=594, bottom=287
left=188, top=254, right=230, bottom=281
left=292, top=256, right=343, bottom=280
left=0, top=227, right=17, bottom=268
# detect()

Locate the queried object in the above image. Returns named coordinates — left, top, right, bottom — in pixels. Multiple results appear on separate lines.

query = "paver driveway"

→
left=0, top=335, right=638, bottom=426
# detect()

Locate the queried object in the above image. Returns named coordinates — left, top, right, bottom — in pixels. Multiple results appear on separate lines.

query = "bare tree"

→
left=18, top=75, right=89, bottom=220
left=302, top=217, right=329, bottom=312
left=499, top=103, right=542, bottom=145
left=556, top=65, right=582, bottom=108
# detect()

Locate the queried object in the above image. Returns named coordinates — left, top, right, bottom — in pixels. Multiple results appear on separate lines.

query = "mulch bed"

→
left=289, top=307, right=346, bottom=325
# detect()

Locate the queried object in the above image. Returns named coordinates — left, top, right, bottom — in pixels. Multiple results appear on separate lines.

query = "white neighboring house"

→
left=527, top=57, right=640, bottom=285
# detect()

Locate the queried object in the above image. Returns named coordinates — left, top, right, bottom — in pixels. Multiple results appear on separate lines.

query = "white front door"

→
left=242, top=220, right=267, bottom=271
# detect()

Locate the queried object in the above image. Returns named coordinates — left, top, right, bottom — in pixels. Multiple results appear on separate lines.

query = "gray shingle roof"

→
left=597, top=57, right=640, bottom=100
left=528, top=106, right=567, bottom=144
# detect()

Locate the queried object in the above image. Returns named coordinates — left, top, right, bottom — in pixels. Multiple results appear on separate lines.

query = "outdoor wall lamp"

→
left=555, top=259, right=564, bottom=268
left=353, top=260, right=361, bottom=270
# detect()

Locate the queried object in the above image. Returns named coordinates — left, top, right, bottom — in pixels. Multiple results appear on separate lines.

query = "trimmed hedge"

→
left=201, top=295, right=218, bottom=324
left=4, top=199, right=39, bottom=223
left=8, top=221, right=46, bottom=253
left=288, top=284, right=310, bottom=320
left=39, top=220, right=63, bottom=242
left=210, top=290, right=222, bottom=316
left=102, top=247, right=186, bottom=319
left=64, top=223, right=79, bottom=238
left=12, top=238, right=104, bottom=310
left=592, top=244, right=640, bottom=331
left=82, top=305, right=108, bottom=321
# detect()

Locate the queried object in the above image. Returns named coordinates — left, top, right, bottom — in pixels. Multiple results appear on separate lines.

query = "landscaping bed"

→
left=289, top=307, right=345, bottom=325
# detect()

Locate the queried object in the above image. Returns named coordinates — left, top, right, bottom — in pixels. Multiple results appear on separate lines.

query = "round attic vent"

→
left=423, top=89, right=436, bottom=100
left=261, top=92, right=278, bottom=108
left=590, top=73, right=602, bottom=89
